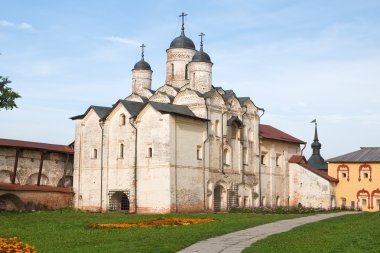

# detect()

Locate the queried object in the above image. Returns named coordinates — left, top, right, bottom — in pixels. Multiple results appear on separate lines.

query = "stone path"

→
left=178, top=211, right=358, bottom=253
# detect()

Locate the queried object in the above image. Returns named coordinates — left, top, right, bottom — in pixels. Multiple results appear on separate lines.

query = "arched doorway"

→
left=214, top=185, right=224, bottom=212
left=0, top=194, right=25, bottom=211
left=108, top=191, right=130, bottom=211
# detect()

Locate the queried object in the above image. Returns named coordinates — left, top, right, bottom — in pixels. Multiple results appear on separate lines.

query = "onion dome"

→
left=191, top=32, right=211, bottom=63
left=134, top=60, right=151, bottom=70
left=169, top=12, right=195, bottom=50
left=133, top=43, right=151, bottom=70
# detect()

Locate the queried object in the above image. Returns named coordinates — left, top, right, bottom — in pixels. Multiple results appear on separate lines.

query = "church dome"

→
left=169, top=33, right=196, bottom=50
left=191, top=50, right=211, bottom=63
left=133, top=59, right=151, bottom=70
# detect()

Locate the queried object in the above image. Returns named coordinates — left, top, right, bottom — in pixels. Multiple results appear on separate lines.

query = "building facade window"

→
left=359, top=164, right=372, bottom=181
left=119, top=114, right=126, bottom=126
left=91, top=148, right=98, bottom=159
left=197, top=146, right=202, bottom=160
left=276, top=154, right=281, bottom=167
left=243, top=147, right=248, bottom=165
left=337, top=164, right=349, bottom=181
left=185, top=64, right=188, bottom=79
left=215, top=120, right=220, bottom=137
left=261, top=152, right=267, bottom=165
left=119, top=143, right=124, bottom=159
left=223, top=148, right=231, bottom=166
left=147, top=145, right=153, bottom=158
left=171, top=64, right=174, bottom=79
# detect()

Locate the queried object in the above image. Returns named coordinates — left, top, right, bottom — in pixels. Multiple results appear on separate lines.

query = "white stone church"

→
left=71, top=14, right=337, bottom=213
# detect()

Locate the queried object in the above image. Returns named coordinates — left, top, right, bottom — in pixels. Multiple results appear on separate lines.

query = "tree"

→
left=0, top=76, right=21, bottom=110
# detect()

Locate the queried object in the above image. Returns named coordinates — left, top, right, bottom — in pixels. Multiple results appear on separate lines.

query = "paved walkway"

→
left=178, top=211, right=358, bottom=253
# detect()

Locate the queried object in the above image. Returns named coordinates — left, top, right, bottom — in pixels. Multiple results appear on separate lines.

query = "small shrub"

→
left=229, top=206, right=349, bottom=214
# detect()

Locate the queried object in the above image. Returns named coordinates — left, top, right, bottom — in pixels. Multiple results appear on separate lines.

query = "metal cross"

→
left=199, top=32, right=205, bottom=51
left=140, top=43, right=146, bottom=60
left=179, top=12, right=187, bottom=32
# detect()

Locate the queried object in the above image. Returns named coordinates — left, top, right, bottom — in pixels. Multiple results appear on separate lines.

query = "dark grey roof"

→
left=120, top=100, right=145, bottom=117
left=222, top=90, right=235, bottom=101
left=238, top=97, right=250, bottom=105
left=169, top=32, right=195, bottom=50
left=227, top=116, right=243, bottom=128
left=191, top=50, right=211, bottom=63
left=133, top=59, right=151, bottom=70
left=327, top=147, right=380, bottom=163
left=149, top=101, right=207, bottom=121
left=70, top=105, right=111, bottom=120
left=308, top=155, right=328, bottom=170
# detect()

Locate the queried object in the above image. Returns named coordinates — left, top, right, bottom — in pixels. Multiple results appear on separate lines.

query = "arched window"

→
left=276, top=196, right=280, bottom=206
left=147, top=146, right=153, bottom=158
left=185, top=64, right=188, bottom=79
left=119, top=114, right=126, bottom=126
left=91, top=148, right=97, bottom=159
left=215, top=120, right=220, bottom=137
left=223, top=148, right=231, bottom=166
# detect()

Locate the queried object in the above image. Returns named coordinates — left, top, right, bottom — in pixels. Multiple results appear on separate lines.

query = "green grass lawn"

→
left=0, top=209, right=304, bottom=253
left=243, top=212, right=380, bottom=253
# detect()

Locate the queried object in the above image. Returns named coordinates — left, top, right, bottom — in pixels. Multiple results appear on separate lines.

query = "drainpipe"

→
left=203, top=99, right=211, bottom=211
left=129, top=118, right=138, bottom=214
left=300, top=143, right=307, bottom=157
left=99, top=121, right=105, bottom=212
left=241, top=106, right=248, bottom=185
left=258, top=107, right=265, bottom=206
left=174, top=115, right=178, bottom=213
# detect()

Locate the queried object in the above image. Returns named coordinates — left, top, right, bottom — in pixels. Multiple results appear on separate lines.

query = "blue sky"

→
left=1, top=0, right=379, bottom=159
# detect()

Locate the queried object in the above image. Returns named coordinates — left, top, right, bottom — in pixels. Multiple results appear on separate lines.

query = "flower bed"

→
left=89, top=218, right=216, bottom=229
left=0, top=237, right=36, bottom=253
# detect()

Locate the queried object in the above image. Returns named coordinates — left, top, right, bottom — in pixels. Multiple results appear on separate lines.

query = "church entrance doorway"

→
left=214, top=185, right=225, bottom=212
left=108, top=190, right=130, bottom=212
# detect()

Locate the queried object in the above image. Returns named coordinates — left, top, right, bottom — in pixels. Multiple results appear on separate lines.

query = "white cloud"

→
left=104, top=36, right=140, bottom=46
left=0, top=20, right=33, bottom=30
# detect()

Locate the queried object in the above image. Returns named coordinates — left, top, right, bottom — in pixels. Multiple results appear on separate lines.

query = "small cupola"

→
left=188, top=32, right=213, bottom=93
left=132, top=44, right=153, bottom=94
left=133, top=44, right=151, bottom=70
left=191, top=32, right=211, bottom=63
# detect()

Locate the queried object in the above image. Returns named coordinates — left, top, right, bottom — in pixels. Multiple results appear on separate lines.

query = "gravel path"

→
left=177, top=211, right=358, bottom=253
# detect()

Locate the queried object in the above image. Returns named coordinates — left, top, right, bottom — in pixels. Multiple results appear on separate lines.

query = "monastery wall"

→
left=289, top=163, right=334, bottom=209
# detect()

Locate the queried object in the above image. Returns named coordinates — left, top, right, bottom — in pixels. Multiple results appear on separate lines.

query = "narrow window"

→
left=119, top=143, right=124, bottom=159
left=185, top=64, right=188, bottom=79
left=363, top=172, right=369, bottom=179
left=223, top=148, right=231, bottom=166
left=342, top=172, right=347, bottom=178
left=261, top=152, right=267, bottom=165
left=243, top=147, right=248, bottom=165
left=91, top=148, right=97, bottom=159
left=120, top=114, right=126, bottom=126
left=197, top=146, right=202, bottom=160
left=147, top=146, right=153, bottom=158
left=171, top=64, right=174, bottom=79
left=276, top=154, right=281, bottom=167
left=215, top=120, right=220, bottom=137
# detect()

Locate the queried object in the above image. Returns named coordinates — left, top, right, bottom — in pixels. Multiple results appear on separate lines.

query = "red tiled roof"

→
left=288, top=155, right=338, bottom=182
left=0, top=183, right=73, bottom=193
left=259, top=124, right=306, bottom=144
left=0, top=138, right=74, bottom=154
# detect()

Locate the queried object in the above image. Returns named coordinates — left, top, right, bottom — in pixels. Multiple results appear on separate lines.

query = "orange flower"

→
left=0, top=237, right=37, bottom=253
left=90, top=218, right=216, bottom=229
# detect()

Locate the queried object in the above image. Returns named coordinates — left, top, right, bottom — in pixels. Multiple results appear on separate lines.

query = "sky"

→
left=1, top=0, right=379, bottom=159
